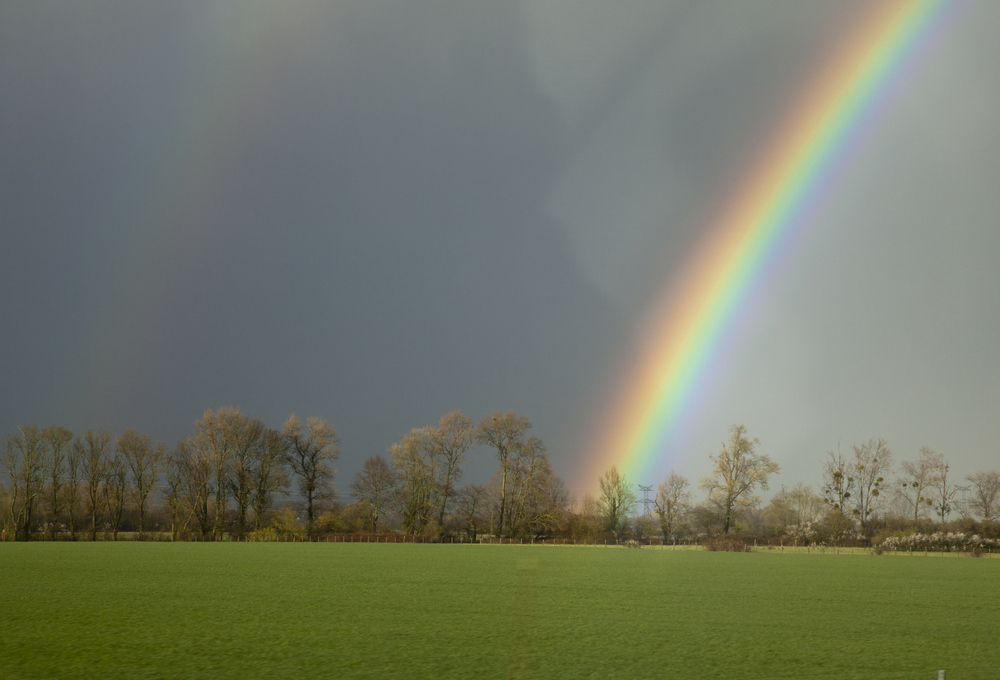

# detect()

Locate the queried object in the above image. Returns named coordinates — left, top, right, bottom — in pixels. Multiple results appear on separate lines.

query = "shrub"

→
left=270, top=507, right=307, bottom=541
left=878, top=532, right=999, bottom=553
left=247, top=527, right=278, bottom=542
left=816, top=510, right=860, bottom=545
left=703, top=536, right=747, bottom=552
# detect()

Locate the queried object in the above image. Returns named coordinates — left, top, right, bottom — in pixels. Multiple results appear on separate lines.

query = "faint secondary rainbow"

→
left=587, top=0, right=966, bottom=487
left=72, top=5, right=329, bottom=425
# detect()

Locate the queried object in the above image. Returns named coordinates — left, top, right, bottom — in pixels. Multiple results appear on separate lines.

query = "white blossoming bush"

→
left=879, top=532, right=1000, bottom=553
left=784, top=519, right=862, bottom=546
left=785, top=522, right=818, bottom=542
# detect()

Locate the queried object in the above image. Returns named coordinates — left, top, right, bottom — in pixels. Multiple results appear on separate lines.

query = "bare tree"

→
left=896, top=447, right=943, bottom=522
left=192, top=408, right=245, bottom=540
left=506, top=437, right=564, bottom=538
left=507, top=436, right=542, bottom=534
left=455, top=484, right=487, bottom=540
left=44, top=426, right=73, bottom=539
left=850, top=438, right=892, bottom=534
left=175, top=437, right=213, bottom=539
left=689, top=502, right=723, bottom=538
left=700, top=424, right=779, bottom=534
left=931, top=459, right=957, bottom=524
left=104, top=447, right=128, bottom=540
left=780, top=484, right=824, bottom=524
left=163, top=450, right=190, bottom=541
left=118, top=429, right=164, bottom=539
left=390, top=427, right=437, bottom=535
left=526, top=469, right=570, bottom=539
left=65, top=436, right=84, bottom=540
left=350, top=455, right=396, bottom=532
left=80, top=430, right=111, bottom=541
left=2, top=425, right=49, bottom=541
left=476, top=411, right=532, bottom=536
left=428, top=410, right=474, bottom=530
left=763, top=484, right=824, bottom=536
left=598, top=465, right=635, bottom=536
left=655, top=470, right=690, bottom=543
left=283, top=414, right=339, bottom=539
left=574, top=493, right=604, bottom=540
left=252, top=428, right=288, bottom=531
left=965, top=470, right=1000, bottom=520
left=822, top=442, right=855, bottom=513
left=227, top=415, right=267, bottom=538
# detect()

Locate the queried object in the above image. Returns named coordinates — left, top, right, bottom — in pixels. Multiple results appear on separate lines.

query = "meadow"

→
left=1, top=544, right=997, bottom=679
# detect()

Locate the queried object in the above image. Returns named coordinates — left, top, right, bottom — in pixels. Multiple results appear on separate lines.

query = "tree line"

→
left=4, top=415, right=998, bottom=544
left=606, top=425, right=1000, bottom=546
left=1, top=408, right=569, bottom=542
left=1, top=410, right=334, bottom=542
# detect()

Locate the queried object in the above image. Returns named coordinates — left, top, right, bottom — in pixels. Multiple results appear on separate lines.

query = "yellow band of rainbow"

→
left=585, top=0, right=966, bottom=488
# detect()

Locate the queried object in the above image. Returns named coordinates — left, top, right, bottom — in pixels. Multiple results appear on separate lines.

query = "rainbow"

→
left=586, top=0, right=966, bottom=487
left=74, top=6, right=319, bottom=422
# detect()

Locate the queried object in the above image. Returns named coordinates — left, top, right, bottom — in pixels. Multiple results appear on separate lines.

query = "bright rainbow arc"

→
left=588, top=0, right=964, bottom=487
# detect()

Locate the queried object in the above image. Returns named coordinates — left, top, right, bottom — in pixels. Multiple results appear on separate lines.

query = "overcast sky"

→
left=2, top=1, right=998, bottom=498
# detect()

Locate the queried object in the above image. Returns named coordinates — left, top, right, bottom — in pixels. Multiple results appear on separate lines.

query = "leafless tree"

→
left=252, top=428, right=288, bottom=531
left=572, top=493, right=605, bottom=540
left=754, top=483, right=824, bottom=533
left=850, top=438, right=892, bottom=534
left=689, top=502, right=722, bottom=538
left=931, top=459, right=957, bottom=523
left=965, top=470, right=1000, bottom=520
left=2, top=425, right=49, bottom=541
left=163, top=450, right=190, bottom=541
left=700, top=424, right=779, bottom=534
left=350, top=455, right=396, bottom=532
left=118, top=429, right=164, bottom=539
left=65, top=436, right=84, bottom=540
left=80, top=430, right=111, bottom=541
left=0, top=485, right=9, bottom=541
left=598, top=465, right=635, bottom=536
left=766, top=483, right=824, bottom=529
left=455, top=484, right=487, bottom=540
left=655, top=470, right=690, bottom=543
left=822, top=441, right=855, bottom=513
left=390, top=427, right=437, bottom=535
left=476, top=411, right=532, bottom=536
left=896, top=447, right=943, bottom=522
left=428, top=410, right=474, bottom=530
left=192, top=407, right=245, bottom=540
left=506, top=438, right=565, bottom=538
left=174, top=437, right=213, bottom=538
left=283, top=414, right=339, bottom=539
left=227, top=415, right=267, bottom=538
left=527, top=471, right=570, bottom=538
left=104, top=447, right=128, bottom=540
left=507, top=436, right=543, bottom=533
left=44, top=426, right=73, bottom=539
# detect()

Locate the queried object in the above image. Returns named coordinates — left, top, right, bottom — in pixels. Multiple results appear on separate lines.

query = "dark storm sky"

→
left=2, top=1, right=998, bottom=495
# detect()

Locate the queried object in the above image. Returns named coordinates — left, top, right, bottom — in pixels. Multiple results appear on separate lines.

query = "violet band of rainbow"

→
left=586, top=0, right=966, bottom=488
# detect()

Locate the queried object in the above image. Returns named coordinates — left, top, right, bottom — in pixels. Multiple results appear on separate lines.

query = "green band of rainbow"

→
left=586, top=0, right=965, bottom=487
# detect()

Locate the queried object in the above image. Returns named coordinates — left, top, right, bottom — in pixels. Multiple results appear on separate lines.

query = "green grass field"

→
left=1, top=544, right=997, bottom=679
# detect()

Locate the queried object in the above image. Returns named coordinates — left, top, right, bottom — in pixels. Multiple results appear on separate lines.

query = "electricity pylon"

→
left=638, top=484, right=654, bottom=517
